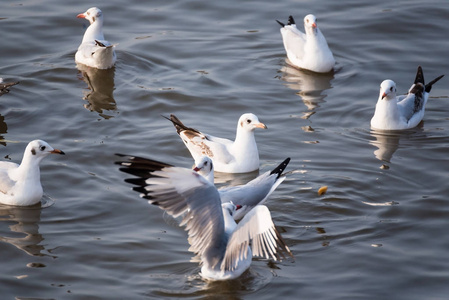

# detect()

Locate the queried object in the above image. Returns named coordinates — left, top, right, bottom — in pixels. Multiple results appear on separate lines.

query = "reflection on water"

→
left=279, top=61, right=334, bottom=120
left=0, top=115, right=7, bottom=146
left=0, top=204, right=46, bottom=257
left=369, top=126, right=424, bottom=163
left=369, top=130, right=401, bottom=163
left=76, top=63, right=117, bottom=119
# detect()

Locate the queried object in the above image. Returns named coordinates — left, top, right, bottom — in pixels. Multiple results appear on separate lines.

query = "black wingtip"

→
left=288, top=15, right=295, bottom=25
left=425, top=74, right=444, bottom=93
left=276, top=20, right=285, bottom=27
left=270, top=157, right=291, bottom=178
left=414, top=66, right=424, bottom=85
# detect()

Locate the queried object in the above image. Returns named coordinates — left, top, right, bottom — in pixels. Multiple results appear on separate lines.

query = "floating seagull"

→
left=371, top=66, right=444, bottom=130
left=116, top=154, right=293, bottom=280
left=118, top=154, right=291, bottom=221
left=276, top=15, right=335, bottom=73
left=164, top=113, right=267, bottom=173
left=75, top=7, right=116, bottom=69
left=0, top=78, right=19, bottom=96
left=193, top=156, right=291, bottom=220
left=0, top=140, right=65, bottom=206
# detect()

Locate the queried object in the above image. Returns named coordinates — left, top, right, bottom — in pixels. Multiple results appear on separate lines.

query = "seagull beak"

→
left=51, top=149, right=65, bottom=155
left=236, top=205, right=242, bottom=210
left=193, top=167, right=200, bottom=172
left=77, top=13, right=86, bottom=19
left=254, top=122, right=267, bottom=129
left=381, top=93, right=387, bottom=100
left=312, top=23, right=317, bottom=28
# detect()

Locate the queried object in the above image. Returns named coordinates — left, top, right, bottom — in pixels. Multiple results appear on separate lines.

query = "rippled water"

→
left=1, top=0, right=449, bottom=299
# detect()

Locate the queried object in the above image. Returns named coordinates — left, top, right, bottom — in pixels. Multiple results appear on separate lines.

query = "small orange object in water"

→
left=318, top=186, right=328, bottom=196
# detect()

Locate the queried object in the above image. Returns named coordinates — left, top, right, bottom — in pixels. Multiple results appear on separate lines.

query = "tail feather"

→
left=162, top=114, right=201, bottom=135
left=270, top=157, right=291, bottom=179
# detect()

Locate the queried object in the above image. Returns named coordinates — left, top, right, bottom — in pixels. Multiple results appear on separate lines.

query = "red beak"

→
left=312, top=23, right=317, bottom=28
left=236, top=205, right=242, bottom=210
left=193, top=167, right=200, bottom=172
left=77, top=13, right=86, bottom=19
left=381, top=93, right=387, bottom=100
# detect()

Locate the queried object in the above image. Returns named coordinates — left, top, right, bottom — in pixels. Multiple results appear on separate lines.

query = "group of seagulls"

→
left=0, top=6, right=445, bottom=281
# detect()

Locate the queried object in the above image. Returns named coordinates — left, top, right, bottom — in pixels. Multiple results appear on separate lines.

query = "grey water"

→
left=1, top=0, right=449, bottom=299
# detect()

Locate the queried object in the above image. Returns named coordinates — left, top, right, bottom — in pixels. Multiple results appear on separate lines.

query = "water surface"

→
left=1, top=0, right=449, bottom=299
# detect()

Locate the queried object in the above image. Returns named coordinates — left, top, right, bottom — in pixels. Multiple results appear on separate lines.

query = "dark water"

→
left=1, top=0, right=449, bottom=299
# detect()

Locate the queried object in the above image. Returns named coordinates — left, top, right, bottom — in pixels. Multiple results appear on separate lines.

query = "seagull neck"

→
left=222, top=208, right=237, bottom=235
left=82, top=19, right=105, bottom=43
left=16, top=155, right=42, bottom=180
left=234, top=128, right=255, bottom=148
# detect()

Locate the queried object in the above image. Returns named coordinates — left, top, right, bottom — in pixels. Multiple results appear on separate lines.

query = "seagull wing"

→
left=221, top=205, right=293, bottom=271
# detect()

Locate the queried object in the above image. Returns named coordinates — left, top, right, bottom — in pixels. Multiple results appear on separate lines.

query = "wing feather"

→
left=221, top=205, right=293, bottom=271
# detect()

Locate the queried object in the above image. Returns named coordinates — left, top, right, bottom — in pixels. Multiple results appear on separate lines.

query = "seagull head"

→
left=380, top=80, right=397, bottom=100
left=304, top=14, right=318, bottom=31
left=77, top=7, right=103, bottom=25
left=238, top=113, right=267, bottom=132
left=23, top=140, right=65, bottom=164
left=193, top=156, right=214, bottom=182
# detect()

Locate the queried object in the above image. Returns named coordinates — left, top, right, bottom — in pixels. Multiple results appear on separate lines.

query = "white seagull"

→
left=193, top=156, right=291, bottom=221
left=164, top=113, right=267, bottom=173
left=371, top=66, right=444, bottom=130
left=0, top=140, right=65, bottom=206
left=75, top=7, right=116, bottom=69
left=116, top=154, right=293, bottom=281
left=277, top=15, right=335, bottom=73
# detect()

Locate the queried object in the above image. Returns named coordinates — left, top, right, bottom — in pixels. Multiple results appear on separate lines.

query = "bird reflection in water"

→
left=0, top=203, right=50, bottom=257
left=76, top=63, right=117, bottom=119
left=279, top=62, right=334, bottom=121
left=369, top=130, right=401, bottom=163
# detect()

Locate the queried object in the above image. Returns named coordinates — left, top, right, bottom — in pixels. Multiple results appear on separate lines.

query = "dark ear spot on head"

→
left=240, top=121, right=243, bottom=127
left=31, top=149, right=36, bottom=155
left=92, top=16, right=96, bottom=22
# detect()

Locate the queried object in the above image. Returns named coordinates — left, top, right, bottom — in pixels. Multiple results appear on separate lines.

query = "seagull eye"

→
left=390, top=87, right=394, bottom=92
left=40, top=145, right=46, bottom=151
left=246, top=119, right=252, bottom=124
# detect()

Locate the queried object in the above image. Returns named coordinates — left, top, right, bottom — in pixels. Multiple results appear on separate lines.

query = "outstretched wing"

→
left=221, top=205, right=293, bottom=271
left=116, top=154, right=227, bottom=264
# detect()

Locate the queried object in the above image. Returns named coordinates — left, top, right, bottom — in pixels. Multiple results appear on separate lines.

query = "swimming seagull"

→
left=115, top=154, right=293, bottom=280
left=0, top=140, right=65, bottom=206
left=370, top=66, right=444, bottom=130
left=75, top=7, right=116, bottom=69
left=276, top=15, right=335, bottom=73
left=164, top=113, right=267, bottom=173
left=118, top=154, right=291, bottom=221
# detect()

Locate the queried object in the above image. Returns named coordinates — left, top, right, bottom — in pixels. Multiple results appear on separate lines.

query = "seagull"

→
left=371, top=66, right=444, bottom=130
left=0, top=78, right=19, bottom=96
left=116, top=154, right=293, bottom=281
left=0, top=140, right=65, bottom=206
left=164, top=113, right=267, bottom=173
left=276, top=15, right=335, bottom=73
left=75, top=7, right=116, bottom=69
left=193, top=156, right=291, bottom=221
